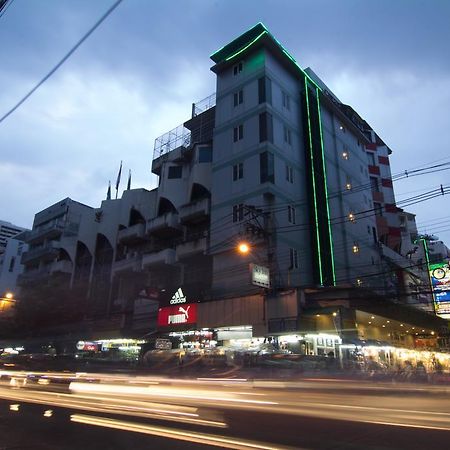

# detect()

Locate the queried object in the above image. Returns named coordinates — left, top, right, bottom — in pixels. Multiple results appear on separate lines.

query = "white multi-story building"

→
left=17, top=24, right=445, bottom=348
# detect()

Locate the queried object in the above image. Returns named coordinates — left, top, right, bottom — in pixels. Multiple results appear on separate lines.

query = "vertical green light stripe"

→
left=305, top=76, right=323, bottom=285
left=316, top=87, right=336, bottom=285
left=421, top=238, right=438, bottom=314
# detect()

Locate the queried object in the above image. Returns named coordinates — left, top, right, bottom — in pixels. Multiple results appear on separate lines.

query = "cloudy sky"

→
left=1, top=0, right=449, bottom=244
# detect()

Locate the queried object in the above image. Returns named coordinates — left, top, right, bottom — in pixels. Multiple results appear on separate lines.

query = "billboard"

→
left=430, top=263, right=450, bottom=318
left=250, top=263, right=270, bottom=288
left=157, top=303, right=197, bottom=328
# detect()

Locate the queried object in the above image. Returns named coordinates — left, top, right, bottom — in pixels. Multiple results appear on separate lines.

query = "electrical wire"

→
left=0, top=0, right=123, bottom=124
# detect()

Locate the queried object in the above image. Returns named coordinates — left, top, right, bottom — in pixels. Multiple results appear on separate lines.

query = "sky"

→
left=0, top=0, right=449, bottom=244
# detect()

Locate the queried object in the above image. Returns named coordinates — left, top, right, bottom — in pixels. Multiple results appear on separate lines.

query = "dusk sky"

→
left=1, top=0, right=449, bottom=243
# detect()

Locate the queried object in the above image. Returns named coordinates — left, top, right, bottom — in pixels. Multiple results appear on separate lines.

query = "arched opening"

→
left=129, top=208, right=145, bottom=226
left=157, top=197, right=177, bottom=216
left=190, top=183, right=210, bottom=202
left=90, top=234, right=114, bottom=316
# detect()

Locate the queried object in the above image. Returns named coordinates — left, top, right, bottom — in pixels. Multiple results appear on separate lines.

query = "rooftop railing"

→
left=153, top=124, right=191, bottom=160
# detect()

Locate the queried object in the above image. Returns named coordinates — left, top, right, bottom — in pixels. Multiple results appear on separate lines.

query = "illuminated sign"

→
left=250, top=263, right=270, bottom=288
left=155, top=338, right=172, bottom=350
left=170, top=288, right=187, bottom=305
left=157, top=303, right=197, bottom=328
left=430, top=263, right=450, bottom=318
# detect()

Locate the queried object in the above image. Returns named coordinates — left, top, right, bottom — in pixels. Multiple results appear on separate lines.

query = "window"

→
left=168, top=166, right=182, bottom=179
left=289, top=248, right=298, bottom=269
left=198, top=147, right=212, bottom=163
left=348, top=212, right=356, bottom=223
left=233, top=62, right=243, bottom=75
left=233, top=89, right=243, bottom=107
left=233, top=162, right=243, bottom=181
left=288, top=205, right=296, bottom=224
left=367, top=152, right=376, bottom=165
left=352, top=243, right=360, bottom=254
left=372, top=227, right=378, bottom=244
left=282, top=91, right=290, bottom=110
left=233, top=124, right=244, bottom=142
left=286, top=165, right=294, bottom=183
left=370, top=177, right=380, bottom=192
left=260, top=151, right=275, bottom=184
left=258, top=76, right=272, bottom=104
left=233, top=204, right=244, bottom=222
left=8, top=257, right=15, bottom=272
left=374, top=202, right=383, bottom=216
left=259, top=112, right=273, bottom=143
left=283, top=125, right=292, bottom=145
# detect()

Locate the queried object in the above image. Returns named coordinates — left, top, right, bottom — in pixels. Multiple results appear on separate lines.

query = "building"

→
left=16, top=23, right=447, bottom=358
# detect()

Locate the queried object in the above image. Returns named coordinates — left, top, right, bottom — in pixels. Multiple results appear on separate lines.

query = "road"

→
left=1, top=370, right=450, bottom=449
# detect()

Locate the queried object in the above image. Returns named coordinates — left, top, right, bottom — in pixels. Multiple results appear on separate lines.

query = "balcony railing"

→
left=113, top=254, right=142, bottom=273
left=153, top=124, right=191, bottom=160
left=176, top=236, right=207, bottom=259
left=147, top=212, right=182, bottom=237
left=117, top=223, right=146, bottom=244
left=142, top=248, right=176, bottom=268
left=192, top=92, right=216, bottom=117
left=50, top=260, right=73, bottom=274
left=21, top=241, right=61, bottom=265
left=179, top=198, right=210, bottom=224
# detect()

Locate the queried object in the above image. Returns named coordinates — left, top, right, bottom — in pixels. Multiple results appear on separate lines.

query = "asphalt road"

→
left=1, top=370, right=450, bottom=449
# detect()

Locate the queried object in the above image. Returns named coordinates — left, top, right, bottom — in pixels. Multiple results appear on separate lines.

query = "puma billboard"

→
left=157, top=303, right=197, bottom=328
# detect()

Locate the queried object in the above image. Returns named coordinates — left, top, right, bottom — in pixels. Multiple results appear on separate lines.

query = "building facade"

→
left=16, top=24, right=446, bottom=355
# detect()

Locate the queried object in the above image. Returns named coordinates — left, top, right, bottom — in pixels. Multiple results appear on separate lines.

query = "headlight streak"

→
left=70, top=414, right=291, bottom=450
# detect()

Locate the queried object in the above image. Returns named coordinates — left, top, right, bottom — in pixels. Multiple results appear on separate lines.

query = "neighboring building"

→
left=16, top=23, right=446, bottom=355
left=0, top=220, right=27, bottom=297
left=0, top=220, right=25, bottom=253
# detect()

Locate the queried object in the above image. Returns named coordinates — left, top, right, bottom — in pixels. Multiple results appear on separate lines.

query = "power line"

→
left=0, top=0, right=123, bottom=124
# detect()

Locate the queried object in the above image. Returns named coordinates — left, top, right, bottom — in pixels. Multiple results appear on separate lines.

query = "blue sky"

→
left=1, top=0, right=449, bottom=244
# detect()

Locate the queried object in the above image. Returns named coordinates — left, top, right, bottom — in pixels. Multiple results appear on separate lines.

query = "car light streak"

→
left=70, top=414, right=292, bottom=450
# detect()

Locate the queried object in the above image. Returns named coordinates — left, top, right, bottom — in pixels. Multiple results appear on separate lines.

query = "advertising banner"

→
left=157, top=303, right=197, bottom=328
left=430, top=263, right=450, bottom=318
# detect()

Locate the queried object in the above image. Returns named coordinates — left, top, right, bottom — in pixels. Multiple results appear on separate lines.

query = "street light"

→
left=237, top=242, right=250, bottom=255
left=5, top=292, right=13, bottom=300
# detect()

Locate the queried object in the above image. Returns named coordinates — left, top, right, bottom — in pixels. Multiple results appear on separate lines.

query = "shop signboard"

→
left=430, top=263, right=450, bottom=318
left=157, top=303, right=197, bottom=328
left=250, top=263, right=270, bottom=288
left=155, top=338, right=172, bottom=350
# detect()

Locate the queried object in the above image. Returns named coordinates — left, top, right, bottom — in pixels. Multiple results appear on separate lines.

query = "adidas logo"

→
left=170, top=287, right=187, bottom=305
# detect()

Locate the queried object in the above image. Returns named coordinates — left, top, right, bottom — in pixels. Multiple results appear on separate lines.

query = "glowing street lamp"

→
left=5, top=292, right=13, bottom=300
left=237, top=242, right=250, bottom=255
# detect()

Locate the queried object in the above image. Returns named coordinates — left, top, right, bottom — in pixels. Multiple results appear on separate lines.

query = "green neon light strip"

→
left=316, top=87, right=336, bottom=285
left=422, top=238, right=439, bottom=314
left=224, top=30, right=268, bottom=61
left=305, top=76, right=323, bottom=285
left=211, top=22, right=322, bottom=91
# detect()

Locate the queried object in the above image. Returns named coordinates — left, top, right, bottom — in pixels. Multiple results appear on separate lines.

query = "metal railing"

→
left=153, top=124, right=191, bottom=160
left=192, top=92, right=216, bottom=117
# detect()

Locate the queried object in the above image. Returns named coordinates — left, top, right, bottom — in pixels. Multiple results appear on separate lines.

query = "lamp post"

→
left=0, top=291, right=16, bottom=315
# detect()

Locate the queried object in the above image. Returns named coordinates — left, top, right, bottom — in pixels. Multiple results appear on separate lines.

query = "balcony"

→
left=176, top=237, right=207, bottom=260
left=147, top=212, right=182, bottom=238
left=142, top=248, right=176, bottom=268
left=179, top=198, right=210, bottom=225
left=50, top=260, right=73, bottom=275
left=27, top=221, right=79, bottom=244
left=21, top=241, right=61, bottom=265
left=117, top=223, right=146, bottom=244
left=17, top=269, right=51, bottom=286
left=113, top=254, right=142, bottom=273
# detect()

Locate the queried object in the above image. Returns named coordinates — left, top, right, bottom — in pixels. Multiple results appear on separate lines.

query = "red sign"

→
left=157, top=303, right=197, bottom=328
